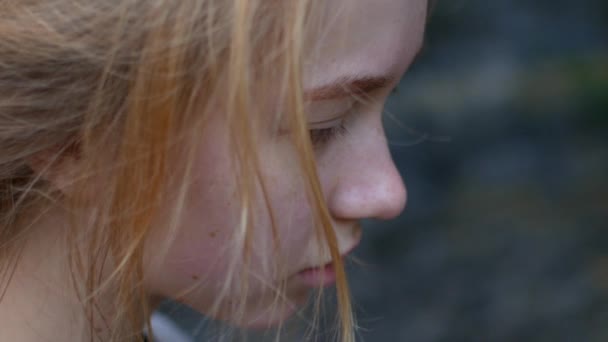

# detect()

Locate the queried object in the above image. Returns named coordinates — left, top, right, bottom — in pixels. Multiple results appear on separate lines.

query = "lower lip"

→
left=296, top=263, right=337, bottom=287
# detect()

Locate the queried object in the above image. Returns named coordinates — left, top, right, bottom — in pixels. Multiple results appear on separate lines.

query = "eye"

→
left=309, top=122, right=348, bottom=148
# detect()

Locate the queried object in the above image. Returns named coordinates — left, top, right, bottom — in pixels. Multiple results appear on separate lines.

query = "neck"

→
left=0, top=207, right=112, bottom=341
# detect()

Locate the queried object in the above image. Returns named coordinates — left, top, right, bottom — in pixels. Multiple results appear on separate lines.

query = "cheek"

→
left=141, top=117, right=240, bottom=293
left=256, top=146, right=319, bottom=269
left=264, top=179, right=315, bottom=267
left=169, top=178, right=237, bottom=280
left=144, top=153, right=240, bottom=298
left=144, top=140, right=317, bottom=303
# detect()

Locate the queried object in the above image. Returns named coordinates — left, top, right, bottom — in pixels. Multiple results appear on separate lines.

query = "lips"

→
left=295, top=262, right=337, bottom=287
left=294, top=238, right=360, bottom=287
left=291, top=222, right=362, bottom=288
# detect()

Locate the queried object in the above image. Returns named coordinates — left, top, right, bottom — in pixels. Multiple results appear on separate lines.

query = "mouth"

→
left=295, top=262, right=337, bottom=287
left=294, top=239, right=361, bottom=288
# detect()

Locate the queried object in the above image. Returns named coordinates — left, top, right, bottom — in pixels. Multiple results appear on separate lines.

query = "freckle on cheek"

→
left=209, top=231, right=218, bottom=238
left=192, top=275, right=200, bottom=280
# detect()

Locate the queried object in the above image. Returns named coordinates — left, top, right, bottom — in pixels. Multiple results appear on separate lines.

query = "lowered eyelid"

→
left=309, top=116, right=344, bottom=128
left=306, top=98, right=357, bottom=122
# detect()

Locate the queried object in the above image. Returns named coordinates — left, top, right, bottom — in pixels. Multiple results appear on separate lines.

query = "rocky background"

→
left=160, top=1, right=608, bottom=341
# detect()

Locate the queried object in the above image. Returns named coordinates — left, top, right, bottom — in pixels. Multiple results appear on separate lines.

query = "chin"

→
left=239, top=288, right=310, bottom=330
left=239, top=304, right=299, bottom=329
left=178, top=281, right=312, bottom=330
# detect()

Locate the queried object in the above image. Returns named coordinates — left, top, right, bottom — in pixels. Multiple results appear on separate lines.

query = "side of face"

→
left=144, top=0, right=427, bottom=328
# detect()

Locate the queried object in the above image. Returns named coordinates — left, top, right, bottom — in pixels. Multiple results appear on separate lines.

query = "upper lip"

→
left=298, top=240, right=361, bottom=272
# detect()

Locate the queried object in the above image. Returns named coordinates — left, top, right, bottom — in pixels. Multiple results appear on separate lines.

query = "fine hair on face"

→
left=0, top=0, right=428, bottom=341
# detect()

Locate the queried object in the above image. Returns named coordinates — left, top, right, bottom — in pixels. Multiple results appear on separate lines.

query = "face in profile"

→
left=144, top=0, right=427, bottom=328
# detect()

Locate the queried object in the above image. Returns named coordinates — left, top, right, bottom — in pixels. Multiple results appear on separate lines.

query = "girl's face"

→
left=145, top=0, right=427, bottom=328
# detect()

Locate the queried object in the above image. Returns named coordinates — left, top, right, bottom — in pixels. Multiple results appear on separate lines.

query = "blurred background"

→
left=160, top=0, right=607, bottom=341
left=351, top=0, right=607, bottom=341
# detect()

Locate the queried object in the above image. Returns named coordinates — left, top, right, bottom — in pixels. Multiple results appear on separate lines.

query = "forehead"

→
left=304, top=0, right=427, bottom=87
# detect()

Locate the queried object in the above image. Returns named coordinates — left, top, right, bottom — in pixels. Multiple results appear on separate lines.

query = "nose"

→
left=327, top=130, right=407, bottom=221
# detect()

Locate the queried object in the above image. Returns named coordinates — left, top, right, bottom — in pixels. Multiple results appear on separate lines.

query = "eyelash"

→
left=309, top=122, right=348, bottom=148
left=306, top=82, right=398, bottom=148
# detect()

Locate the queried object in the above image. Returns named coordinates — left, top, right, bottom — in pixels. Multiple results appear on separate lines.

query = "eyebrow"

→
left=305, top=44, right=425, bottom=101
left=305, top=75, right=395, bottom=101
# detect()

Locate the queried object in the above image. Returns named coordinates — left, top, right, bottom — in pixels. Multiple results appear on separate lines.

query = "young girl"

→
left=0, top=0, right=428, bottom=341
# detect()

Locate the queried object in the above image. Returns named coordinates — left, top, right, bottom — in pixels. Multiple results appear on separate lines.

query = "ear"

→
left=27, top=140, right=82, bottom=194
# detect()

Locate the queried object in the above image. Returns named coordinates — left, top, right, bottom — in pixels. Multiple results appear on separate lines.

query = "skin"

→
left=145, top=0, right=426, bottom=328
left=0, top=0, right=426, bottom=340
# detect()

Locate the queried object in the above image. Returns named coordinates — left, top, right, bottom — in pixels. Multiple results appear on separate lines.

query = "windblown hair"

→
left=0, top=0, right=354, bottom=341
